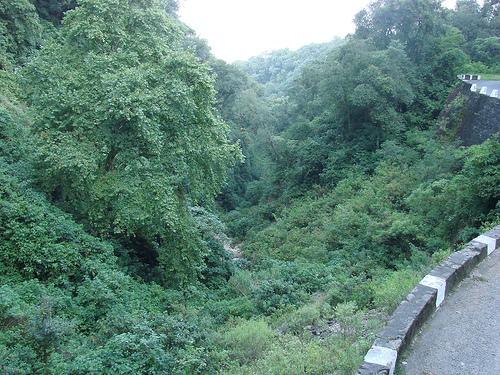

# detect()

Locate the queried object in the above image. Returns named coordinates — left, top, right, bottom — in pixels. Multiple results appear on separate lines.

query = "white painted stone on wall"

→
left=420, top=275, right=446, bottom=307
left=473, top=235, right=498, bottom=255
left=470, top=84, right=477, bottom=92
left=364, top=346, right=398, bottom=375
left=491, top=89, right=498, bottom=98
left=480, top=86, right=488, bottom=94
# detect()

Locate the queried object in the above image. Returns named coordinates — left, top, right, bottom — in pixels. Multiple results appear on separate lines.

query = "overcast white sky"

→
left=179, top=0, right=458, bottom=62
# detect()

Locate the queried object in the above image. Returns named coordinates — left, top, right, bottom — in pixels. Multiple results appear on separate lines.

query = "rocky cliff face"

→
left=439, top=83, right=500, bottom=146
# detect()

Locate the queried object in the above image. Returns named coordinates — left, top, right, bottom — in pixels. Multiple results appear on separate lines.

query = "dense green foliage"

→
left=0, top=0, right=498, bottom=373
left=23, top=0, right=239, bottom=287
left=0, top=0, right=41, bottom=68
left=215, top=1, right=499, bottom=372
left=238, top=38, right=345, bottom=97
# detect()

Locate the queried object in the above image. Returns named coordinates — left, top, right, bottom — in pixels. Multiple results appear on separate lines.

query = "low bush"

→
left=372, top=268, right=424, bottom=313
left=278, top=303, right=322, bottom=334
left=221, top=319, right=275, bottom=365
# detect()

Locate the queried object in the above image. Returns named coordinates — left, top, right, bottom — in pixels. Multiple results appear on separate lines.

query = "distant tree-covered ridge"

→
left=237, top=38, right=345, bottom=97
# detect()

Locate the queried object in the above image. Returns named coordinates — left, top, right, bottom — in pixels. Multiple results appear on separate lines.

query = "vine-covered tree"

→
left=24, top=0, right=239, bottom=286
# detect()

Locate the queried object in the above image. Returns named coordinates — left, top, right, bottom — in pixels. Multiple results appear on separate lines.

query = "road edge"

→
left=355, top=225, right=500, bottom=375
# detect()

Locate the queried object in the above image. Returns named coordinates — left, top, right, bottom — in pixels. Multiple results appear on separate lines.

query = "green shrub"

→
left=279, top=303, right=322, bottom=334
left=221, top=319, right=275, bottom=365
left=372, top=268, right=423, bottom=313
left=227, top=270, right=255, bottom=297
left=205, top=297, right=257, bottom=323
left=252, top=277, right=307, bottom=314
left=0, top=162, right=115, bottom=282
left=334, top=302, right=364, bottom=340
left=223, top=332, right=370, bottom=375
left=224, top=335, right=336, bottom=375
left=325, top=272, right=375, bottom=309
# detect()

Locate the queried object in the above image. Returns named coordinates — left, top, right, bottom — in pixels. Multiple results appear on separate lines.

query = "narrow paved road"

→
left=402, top=250, right=500, bottom=375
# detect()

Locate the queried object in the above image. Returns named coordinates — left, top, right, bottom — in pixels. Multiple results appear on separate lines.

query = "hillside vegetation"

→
left=0, top=0, right=499, bottom=374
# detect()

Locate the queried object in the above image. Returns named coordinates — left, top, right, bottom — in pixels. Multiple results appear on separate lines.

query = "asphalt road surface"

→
left=402, top=250, right=500, bottom=375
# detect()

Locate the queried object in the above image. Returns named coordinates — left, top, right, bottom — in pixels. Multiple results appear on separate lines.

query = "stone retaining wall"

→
left=356, top=225, right=500, bottom=375
left=438, top=83, right=500, bottom=146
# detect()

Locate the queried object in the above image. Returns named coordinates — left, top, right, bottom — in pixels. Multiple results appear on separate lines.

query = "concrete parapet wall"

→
left=438, top=82, right=500, bottom=146
left=355, top=225, right=500, bottom=375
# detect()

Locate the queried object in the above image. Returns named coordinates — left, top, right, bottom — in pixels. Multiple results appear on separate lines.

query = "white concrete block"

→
left=470, top=84, right=477, bottom=92
left=420, top=275, right=446, bottom=307
left=490, top=90, right=498, bottom=98
left=364, top=346, right=398, bottom=375
left=473, top=235, right=497, bottom=255
left=480, top=86, right=488, bottom=95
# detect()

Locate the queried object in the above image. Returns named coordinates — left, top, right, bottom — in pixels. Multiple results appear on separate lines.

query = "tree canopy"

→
left=24, top=0, right=239, bottom=285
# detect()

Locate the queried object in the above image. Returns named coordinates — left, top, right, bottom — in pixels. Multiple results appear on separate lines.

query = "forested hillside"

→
left=1, top=0, right=499, bottom=374
left=236, top=38, right=345, bottom=97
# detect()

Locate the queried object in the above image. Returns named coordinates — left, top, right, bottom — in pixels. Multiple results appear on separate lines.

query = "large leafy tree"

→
left=316, top=40, right=415, bottom=147
left=354, top=0, right=476, bottom=123
left=271, top=40, right=415, bottom=189
left=24, top=0, right=239, bottom=286
left=354, top=0, right=446, bottom=64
